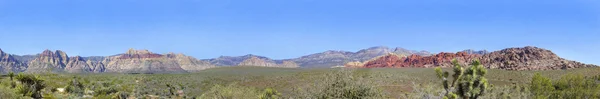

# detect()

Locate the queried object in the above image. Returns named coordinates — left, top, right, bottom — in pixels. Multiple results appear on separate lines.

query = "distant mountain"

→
left=2, top=48, right=214, bottom=73
left=480, top=46, right=595, bottom=70
left=237, top=56, right=299, bottom=68
left=102, top=49, right=214, bottom=73
left=12, top=54, right=37, bottom=63
left=26, top=50, right=71, bottom=73
left=289, top=46, right=431, bottom=68
left=203, top=54, right=275, bottom=66
left=358, top=46, right=596, bottom=70
left=0, top=49, right=27, bottom=73
left=0, top=46, right=596, bottom=73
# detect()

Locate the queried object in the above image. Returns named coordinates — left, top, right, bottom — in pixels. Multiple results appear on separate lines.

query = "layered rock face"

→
left=0, top=49, right=27, bottom=73
left=26, top=50, right=70, bottom=72
left=102, top=49, right=214, bottom=73
left=5, top=48, right=213, bottom=73
left=480, top=46, right=595, bottom=70
left=290, top=46, right=431, bottom=68
left=359, top=46, right=596, bottom=70
left=64, top=56, right=94, bottom=73
left=362, top=52, right=479, bottom=68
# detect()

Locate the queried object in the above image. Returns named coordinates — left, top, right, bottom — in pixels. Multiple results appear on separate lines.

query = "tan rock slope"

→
left=480, top=46, right=595, bottom=70
left=102, top=48, right=214, bottom=73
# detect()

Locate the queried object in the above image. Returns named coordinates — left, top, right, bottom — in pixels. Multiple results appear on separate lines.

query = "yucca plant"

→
left=15, top=73, right=46, bottom=99
left=435, top=59, right=489, bottom=99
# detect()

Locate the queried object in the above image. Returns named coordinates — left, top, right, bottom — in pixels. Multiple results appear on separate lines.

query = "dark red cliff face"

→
left=363, top=52, right=480, bottom=68
left=117, top=53, right=164, bottom=59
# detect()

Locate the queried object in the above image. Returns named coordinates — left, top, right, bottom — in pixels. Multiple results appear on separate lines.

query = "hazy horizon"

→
left=0, top=0, right=598, bottom=65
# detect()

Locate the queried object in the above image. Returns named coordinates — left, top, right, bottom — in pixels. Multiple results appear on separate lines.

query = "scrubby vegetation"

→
left=435, top=60, right=489, bottom=99
left=0, top=66, right=599, bottom=98
left=530, top=73, right=600, bottom=98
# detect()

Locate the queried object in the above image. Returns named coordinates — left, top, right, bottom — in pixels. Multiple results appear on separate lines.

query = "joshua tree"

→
left=8, top=72, right=16, bottom=88
left=8, top=72, right=15, bottom=81
left=259, top=88, right=280, bottom=99
left=15, top=73, right=46, bottom=99
left=435, top=59, right=489, bottom=99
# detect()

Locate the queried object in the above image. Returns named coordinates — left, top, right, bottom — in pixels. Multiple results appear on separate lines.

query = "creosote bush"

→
left=300, top=69, right=383, bottom=99
left=435, top=59, right=488, bottom=99
left=530, top=73, right=600, bottom=98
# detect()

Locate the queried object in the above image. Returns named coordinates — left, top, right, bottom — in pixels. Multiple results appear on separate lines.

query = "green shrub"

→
left=199, top=83, right=261, bottom=99
left=302, top=69, right=383, bottom=99
left=530, top=73, right=600, bottom=99
left=259, top=88, right=281, bottom=99
left=15, top=73, right=46, bottom=99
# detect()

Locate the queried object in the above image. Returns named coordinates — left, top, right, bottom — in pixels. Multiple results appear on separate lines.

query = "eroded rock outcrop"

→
left=480, top=46, right=595, bottom=70
left=64, top=56, right=93, bottom=73
left=26, top=50, right=70, bottom=72
left=360, top=46, right=596, bottom=70
left=362, top=52, right=479, bottom=68
left=102, top=49, right=214, bottom=73
left=0, top=49, right=27, bottom=73
left=291, top=46, right=431, bottom=68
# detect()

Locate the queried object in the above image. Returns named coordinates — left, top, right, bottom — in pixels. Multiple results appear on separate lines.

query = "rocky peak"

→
left=40, top=49, right=54, bottom=56
left=0, top=48, right=27, bottom=73
left=238, top=56, right=275, bottom=66
left=479, top=46, right=592, bottom=70
left=126, top=48, right=153, bottom=55
left=357, top=46, right=390, bottom=54
left=0, top=48, right=16, bottom=62
left=119, top=48, right=163, bottom=59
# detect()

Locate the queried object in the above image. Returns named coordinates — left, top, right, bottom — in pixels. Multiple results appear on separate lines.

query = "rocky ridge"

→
left=288, top=46, right=431, bottom=68
left=358, top=46, right=596, bottom=70
left=237, top=56, right=299, bottom=68
left=0, top=49, right=27, bottom=73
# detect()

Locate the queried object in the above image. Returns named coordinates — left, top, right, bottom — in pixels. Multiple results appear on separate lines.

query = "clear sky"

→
left=0, top=0, right=598, bottom=65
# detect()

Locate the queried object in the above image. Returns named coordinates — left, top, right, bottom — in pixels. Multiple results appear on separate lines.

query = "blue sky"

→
left=0, top=0, right=598, bottom=65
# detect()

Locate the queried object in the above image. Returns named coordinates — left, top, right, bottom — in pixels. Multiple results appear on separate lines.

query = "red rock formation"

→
left=362, top=46, right=597, bottom=70
left=363, top=52, right=480, bottom=68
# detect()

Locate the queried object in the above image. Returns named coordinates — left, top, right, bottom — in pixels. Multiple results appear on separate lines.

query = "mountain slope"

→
left=290, top=46, right=431, bottom=68
left=480, top=46, right=595, bottom=70
left=102, top=49, right=214, bottom=73
left=203, top=54, right=274, bottom=66
left=359, top=46, right=596, bottom=70
left=0, top=49, right=27, bottom=73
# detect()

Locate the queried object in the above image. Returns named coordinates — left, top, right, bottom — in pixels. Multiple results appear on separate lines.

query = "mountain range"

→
left=0, top=46, right=596, bottom=73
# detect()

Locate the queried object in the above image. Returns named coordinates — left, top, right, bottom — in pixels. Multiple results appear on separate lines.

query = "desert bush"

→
left=435, top=59, right=488, bottom=99
left=401, top=82, right=444, bottom=99
left=199, top=83, right=261, bottom=99
left=481, top=85, right=530, bottom=99
left=259, top=88, right=281, bottom=99
left=293, top=69, right=383, bottom=99
left=15, top=73, right=46, bottom=99
left=530, top=73, right=600, bottom=99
